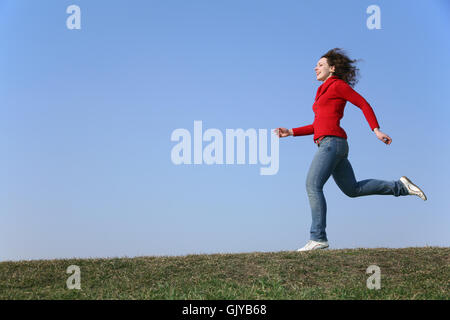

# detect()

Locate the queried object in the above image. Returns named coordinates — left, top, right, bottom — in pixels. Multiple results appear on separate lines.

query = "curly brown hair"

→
left=321, top=48, right=361, bottom=87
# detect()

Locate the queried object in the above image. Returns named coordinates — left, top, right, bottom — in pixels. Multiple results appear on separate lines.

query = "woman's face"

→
left=314, top=57, right=335, bottom=82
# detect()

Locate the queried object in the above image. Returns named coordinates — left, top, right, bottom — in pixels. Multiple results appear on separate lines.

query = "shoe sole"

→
left=297, top=245, right=329, bottom=252
left=401, top=176, right=427, bottom=201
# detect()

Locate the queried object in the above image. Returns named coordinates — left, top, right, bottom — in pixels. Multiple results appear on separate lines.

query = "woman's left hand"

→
left=374, top=128, right=392, bottom=145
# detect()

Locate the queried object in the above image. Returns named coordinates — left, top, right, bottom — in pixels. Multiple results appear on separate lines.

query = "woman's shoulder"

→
left=332, top=78, right=354, bottom=94
left=332, top=78, right=349, bottom=87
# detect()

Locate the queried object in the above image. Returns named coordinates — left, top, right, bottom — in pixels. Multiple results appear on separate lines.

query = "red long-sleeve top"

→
left=292, top=76, right=380, bottom=141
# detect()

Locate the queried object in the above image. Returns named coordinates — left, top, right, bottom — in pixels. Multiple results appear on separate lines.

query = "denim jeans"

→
left=306, top=135, right=409, bottom=242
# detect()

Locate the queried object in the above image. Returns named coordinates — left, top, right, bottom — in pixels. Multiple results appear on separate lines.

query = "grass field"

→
left=0, top=247, right=448, bottom=300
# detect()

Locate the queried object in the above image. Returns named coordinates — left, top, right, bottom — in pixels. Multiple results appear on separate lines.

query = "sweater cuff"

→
left=292, top=124, right=314, bottom=136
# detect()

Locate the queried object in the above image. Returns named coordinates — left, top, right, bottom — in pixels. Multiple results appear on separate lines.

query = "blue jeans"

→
left=306, top=136, right=409, bottom=242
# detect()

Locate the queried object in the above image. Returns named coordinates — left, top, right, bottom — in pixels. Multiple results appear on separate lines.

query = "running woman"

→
left=275, top=48, right=427, bottom=252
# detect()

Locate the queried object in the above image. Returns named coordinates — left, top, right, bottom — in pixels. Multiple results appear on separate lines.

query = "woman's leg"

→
left=332, top=157, right=409, bottom=197
left=306, top=137, right=346, bottom=242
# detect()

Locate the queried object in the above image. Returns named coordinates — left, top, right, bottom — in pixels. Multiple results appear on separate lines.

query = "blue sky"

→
left=1, top=0, right=449, bottom=261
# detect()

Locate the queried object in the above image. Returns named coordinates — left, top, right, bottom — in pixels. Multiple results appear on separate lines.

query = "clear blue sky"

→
left=1, top=0, right=449, bottom=261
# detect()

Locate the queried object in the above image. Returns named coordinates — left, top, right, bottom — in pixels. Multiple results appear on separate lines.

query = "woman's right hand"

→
left=274, top=127, right=293, bottom=138
left=374, top=128, right=392, bottom=145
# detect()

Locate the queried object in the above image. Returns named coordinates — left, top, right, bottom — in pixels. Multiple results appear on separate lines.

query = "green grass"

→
left=1, top=247, right=448, bottom=299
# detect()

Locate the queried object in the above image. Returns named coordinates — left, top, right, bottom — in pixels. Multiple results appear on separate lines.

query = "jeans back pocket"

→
left=336, top=138, right=349, bottom=158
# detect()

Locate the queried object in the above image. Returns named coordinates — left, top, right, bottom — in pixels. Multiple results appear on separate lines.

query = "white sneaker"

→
left=400, top=176, right=427, bottom=201
left=297, top=240, right=329, bottom=252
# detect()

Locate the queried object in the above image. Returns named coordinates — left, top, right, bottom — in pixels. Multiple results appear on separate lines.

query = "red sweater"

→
left=292, top=76, right=380, bottom=140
